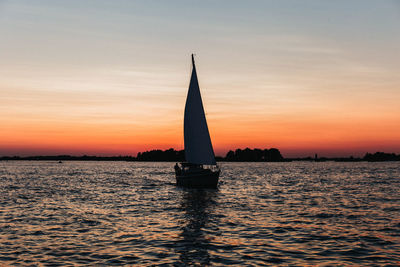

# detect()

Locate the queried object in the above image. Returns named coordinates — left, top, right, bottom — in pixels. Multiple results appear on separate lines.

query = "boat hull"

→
left=176, top=170, right=219, bottom=188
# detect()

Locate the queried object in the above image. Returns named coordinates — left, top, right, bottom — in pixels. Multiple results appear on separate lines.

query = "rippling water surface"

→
left=0, top=161, right=399, bottom=266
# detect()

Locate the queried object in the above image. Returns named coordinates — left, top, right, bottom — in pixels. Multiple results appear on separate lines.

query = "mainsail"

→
left=184, top=55, right=216, bottom=165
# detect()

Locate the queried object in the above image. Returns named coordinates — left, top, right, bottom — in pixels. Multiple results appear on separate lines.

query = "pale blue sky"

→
left=1, top=0, right=400, bottom=156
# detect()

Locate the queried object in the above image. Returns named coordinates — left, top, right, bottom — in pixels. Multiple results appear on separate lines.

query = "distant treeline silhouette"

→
left=292, top=152, right=400, bottom=162
left=363, top=152, right=400, bottom=162
left=136, top=149, right=185, bottom=162
left=1, top=150, right=399, bottom=162
left=137, top=148, right=285, bottom=162
left=225, top=148, right=284, bottom=162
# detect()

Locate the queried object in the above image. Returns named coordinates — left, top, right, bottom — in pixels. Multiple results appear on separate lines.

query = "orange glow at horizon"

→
left=1, top=111, right=400, bottom=158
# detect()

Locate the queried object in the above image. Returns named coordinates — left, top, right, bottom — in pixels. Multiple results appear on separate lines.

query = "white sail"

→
left=184, top=55, right=216, bottom=165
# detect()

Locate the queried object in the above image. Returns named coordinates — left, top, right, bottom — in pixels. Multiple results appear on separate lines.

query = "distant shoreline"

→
left=0, top=150, right=399, bottom=162
left=0, top=157, right=399, bottom=162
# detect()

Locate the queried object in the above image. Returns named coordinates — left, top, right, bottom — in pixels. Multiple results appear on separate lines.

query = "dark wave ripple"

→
left=0, top=161, right=399, bottom=265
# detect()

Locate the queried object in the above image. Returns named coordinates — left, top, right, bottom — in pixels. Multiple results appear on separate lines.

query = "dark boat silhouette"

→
left=174, top=55, right=220, bottom=188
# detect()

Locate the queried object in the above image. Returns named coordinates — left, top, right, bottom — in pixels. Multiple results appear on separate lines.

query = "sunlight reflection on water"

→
left=0, top=161, right=399, bottom=265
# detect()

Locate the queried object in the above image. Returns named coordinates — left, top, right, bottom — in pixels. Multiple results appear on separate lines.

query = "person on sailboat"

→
left=174, top=163, right=181, bottom=175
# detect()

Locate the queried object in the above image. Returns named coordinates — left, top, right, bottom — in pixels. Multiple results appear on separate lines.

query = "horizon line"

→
left=1, top=149, right=398, bottom=159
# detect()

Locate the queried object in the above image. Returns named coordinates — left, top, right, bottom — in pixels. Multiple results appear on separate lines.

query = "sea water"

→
left=0, top=161, right=399, bottom=266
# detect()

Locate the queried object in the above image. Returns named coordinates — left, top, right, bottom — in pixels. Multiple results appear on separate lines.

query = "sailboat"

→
left=174, top=54, right=220, bottom=188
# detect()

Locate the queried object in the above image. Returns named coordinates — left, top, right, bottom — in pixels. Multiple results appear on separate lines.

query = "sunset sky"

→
left=1, top=0, right=399, bottom=157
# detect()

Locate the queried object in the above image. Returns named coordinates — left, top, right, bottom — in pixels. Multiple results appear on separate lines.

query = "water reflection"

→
left=175, top=189, right=218, bottom=266
left=0, top=162, right=399, bottom=265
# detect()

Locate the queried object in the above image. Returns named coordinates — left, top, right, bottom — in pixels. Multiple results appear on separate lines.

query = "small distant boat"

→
left=174, top=55, right=220, bottom=188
